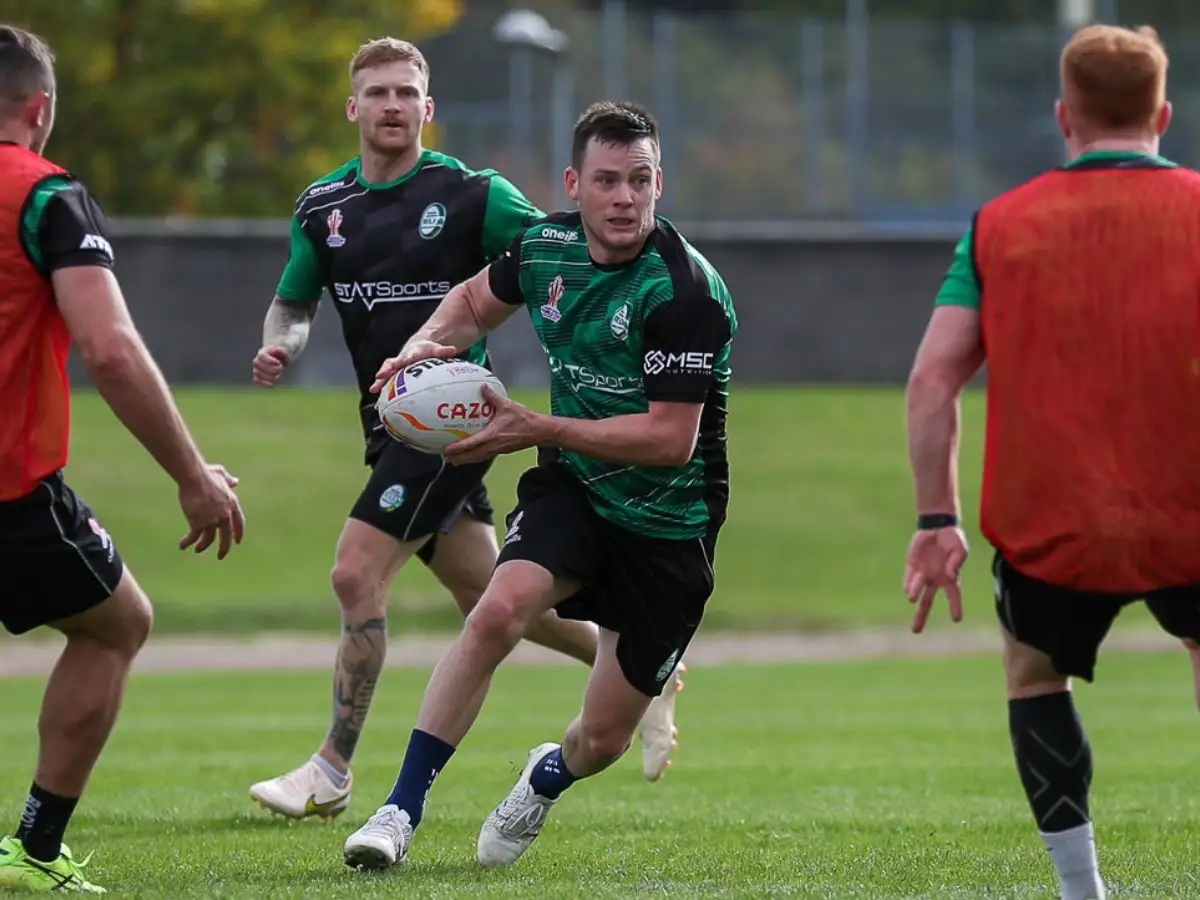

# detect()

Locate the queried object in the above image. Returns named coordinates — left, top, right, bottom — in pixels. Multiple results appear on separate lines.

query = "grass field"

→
left=1, top=653, right=1197, bottom=897
left=65, top=384, right=1159, bottom=636
left=63, top=384, right=995, bottom=634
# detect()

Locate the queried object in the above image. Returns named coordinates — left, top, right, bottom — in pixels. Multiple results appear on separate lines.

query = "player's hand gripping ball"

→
left=376, top=358, right=509, bottom=455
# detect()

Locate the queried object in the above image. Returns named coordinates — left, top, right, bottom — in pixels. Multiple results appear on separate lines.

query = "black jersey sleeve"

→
left=23, top=177, right=115, bottom=273
left=641, top=292, right=733, bottom=403
left=487, top=230, right=526, bottom=305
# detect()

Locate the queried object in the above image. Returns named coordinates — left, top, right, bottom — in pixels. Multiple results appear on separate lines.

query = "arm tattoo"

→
left=263, top=297, right=317, bottom=359
left=328, top=616, right=387, bottom=764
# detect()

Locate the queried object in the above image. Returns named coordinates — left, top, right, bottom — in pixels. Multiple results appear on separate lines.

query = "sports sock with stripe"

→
left=385, top=729, right=455, bottom=828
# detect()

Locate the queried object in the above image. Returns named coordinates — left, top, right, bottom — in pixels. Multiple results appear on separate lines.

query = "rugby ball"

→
left=376, top=358, right=508, bottom=455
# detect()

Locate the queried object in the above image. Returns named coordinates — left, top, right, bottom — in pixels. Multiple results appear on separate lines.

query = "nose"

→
left=613, top=183, right=635, bottom=206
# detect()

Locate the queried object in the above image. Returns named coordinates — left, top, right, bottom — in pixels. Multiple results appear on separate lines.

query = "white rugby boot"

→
left=343, top=805, right=413, bottom=870
left=249, top=756, right=352, bottom=820
left=477, top=742, right=561, bottom=867
left=639, top=662, right=686, bottom=781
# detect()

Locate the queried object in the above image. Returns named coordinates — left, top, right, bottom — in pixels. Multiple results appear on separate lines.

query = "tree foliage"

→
left=4, top=0, right=461, bottom=216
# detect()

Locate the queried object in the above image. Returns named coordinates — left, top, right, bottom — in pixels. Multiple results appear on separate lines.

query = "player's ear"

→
left=1158, top=100, right=1172, bottom=137
left=565, top=167, right=579, bottom=202
left=424, top=96, right=435, bottom=123
left=346, top=96, right=358, bottom=124
left=23, top=89, right=49, bottom=130
left=1054, top=99, right=1070, bottom=140
left=654, top=167, right=663, bottom=200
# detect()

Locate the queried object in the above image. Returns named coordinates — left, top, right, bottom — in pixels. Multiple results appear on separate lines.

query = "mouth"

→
left=379, top=122, right=406, bottom=133
left=607, top=216, right=636, bottom=230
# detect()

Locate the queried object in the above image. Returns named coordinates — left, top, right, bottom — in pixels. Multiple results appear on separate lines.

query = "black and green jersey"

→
left=489, top=212, right=737, bottom=539
left=276, top=150, right=542, bottom=449
left=17, top=173, right=114, bottom=275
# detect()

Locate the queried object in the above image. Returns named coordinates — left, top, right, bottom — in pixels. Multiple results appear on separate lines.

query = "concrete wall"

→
left=71, top=220, right=962, bottom=389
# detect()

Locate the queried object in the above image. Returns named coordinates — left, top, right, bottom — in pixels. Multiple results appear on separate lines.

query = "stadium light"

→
left=492, top=10, right=573, bottom=210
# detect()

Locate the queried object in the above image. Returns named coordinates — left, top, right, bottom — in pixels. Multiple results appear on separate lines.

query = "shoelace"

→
left=495, top=786, right=550, bottom=832
left=364, top=807, right=406, bottom=835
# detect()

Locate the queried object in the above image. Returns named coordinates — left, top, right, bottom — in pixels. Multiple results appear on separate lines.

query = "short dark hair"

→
left=571, top=100, right=660, bottom=170
left=0, top=25, right=54, bottom=108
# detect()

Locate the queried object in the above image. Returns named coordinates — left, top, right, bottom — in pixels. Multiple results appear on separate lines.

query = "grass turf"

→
left=64, top=384, right=1156, bottom=636
left=0, top=653, right=1196, bottom=897
left=63, top=384, right=982, bottom=635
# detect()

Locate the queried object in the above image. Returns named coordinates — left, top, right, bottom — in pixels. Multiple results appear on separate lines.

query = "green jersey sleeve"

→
left=934, top=222, right=981, bottom=310
left=275, top=214, right=325, bottom=304
left=481, top=175, right=543, bottom=260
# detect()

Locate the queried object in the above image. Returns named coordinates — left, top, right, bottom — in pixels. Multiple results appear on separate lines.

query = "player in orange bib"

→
left=0, top=25, right=243, bottom=893
left=903, top=23, right=1200, bottom=900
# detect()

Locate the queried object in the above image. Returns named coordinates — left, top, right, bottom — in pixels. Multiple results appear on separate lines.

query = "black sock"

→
left=1008, top=692, right=1092, bottom=833
left=14, top=783, right=79, bottom=863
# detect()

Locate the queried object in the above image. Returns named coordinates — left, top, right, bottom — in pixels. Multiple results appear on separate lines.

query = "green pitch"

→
left=61, top=384, right=1151, bottom=635
left=1, top=654, right=1196, bottom=897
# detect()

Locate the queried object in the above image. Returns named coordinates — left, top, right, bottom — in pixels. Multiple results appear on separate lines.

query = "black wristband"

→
left=917, top=513, right=959, bottom=530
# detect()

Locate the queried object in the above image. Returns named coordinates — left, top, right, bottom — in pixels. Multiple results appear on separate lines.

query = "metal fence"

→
left=417, top=6, right=1200, bottom=224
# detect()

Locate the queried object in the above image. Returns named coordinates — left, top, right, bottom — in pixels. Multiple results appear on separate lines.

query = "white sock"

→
left=1041, top=822, right=1105, bottom=900
left=311, top=753, right=349, bottom=790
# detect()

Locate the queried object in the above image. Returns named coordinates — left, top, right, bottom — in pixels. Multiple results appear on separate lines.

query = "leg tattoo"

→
left=328, top=617, right=387, bottom=764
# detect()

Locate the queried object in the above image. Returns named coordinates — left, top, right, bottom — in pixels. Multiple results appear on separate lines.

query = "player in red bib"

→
left=0, top=25, right=243, bottom=893
left=904, top=23, right=1200, bottom=900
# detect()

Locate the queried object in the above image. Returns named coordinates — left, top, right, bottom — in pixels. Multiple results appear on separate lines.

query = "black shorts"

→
left=497, top=463, right=718, bottom=697
left=993, top=551, right=1200, bottom=682
left=351, top=438, right=494, bottom=565
left=0, top=473, right=125, bottom=635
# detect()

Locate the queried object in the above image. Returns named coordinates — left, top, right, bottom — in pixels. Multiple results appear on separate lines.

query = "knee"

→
left=578, top=717, right=635, bottom=765
left=331, top=555, right=386, bottom=615
left=121, top=590, right=153, bottom=655
left=463, top=593, right=528, bottom=654
left=1004, top=652, right=1068, bottom=699
left=92, top=585, right=153, bottom=658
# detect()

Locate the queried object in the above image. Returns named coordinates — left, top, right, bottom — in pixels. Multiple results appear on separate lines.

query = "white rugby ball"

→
left=376, top=358, right=508, bottom=455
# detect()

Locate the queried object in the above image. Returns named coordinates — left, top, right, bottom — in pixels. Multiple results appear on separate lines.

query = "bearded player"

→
left=247, top=40, right=684, bottom=822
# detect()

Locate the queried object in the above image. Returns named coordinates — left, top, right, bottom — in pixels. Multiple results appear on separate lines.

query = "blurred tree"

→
left=3, top=0, right=461, bottom=216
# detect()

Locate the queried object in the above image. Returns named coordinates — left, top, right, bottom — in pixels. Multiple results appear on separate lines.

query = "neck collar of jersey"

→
left=355, top=150, right=428, bottom=190
left=1061, top=149, right=1176, bottom=171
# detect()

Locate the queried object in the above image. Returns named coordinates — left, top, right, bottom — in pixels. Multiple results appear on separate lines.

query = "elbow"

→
left=78, top=328, right=139, bottom=379
left=653, top=433, right=697, bottom=468
left=906, top=363, right=957, bottom=409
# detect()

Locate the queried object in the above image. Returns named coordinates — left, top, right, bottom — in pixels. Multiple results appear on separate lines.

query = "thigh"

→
left=0, top=474, right=125, bottom=636
left=1144, top=585, right=1200, bottom=641
left=496, top=464, right=603, bottom=588
left=417, top=480, right=495, bottom=567
left=425, top=513, right=499, bottom=611
left=993, top=552, right=1127, bottom=683
left=601, top=526, right=718, bottom=698
left=350, top=439, right=492, bottom=546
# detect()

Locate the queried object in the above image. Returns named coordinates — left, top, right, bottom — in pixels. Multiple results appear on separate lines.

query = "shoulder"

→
left=421, top=150, right=496, bottom=182
left=25, top=175, right=107, bottom=233
left=649, top=218, right=731, bottom=303
left=293, top=160, right=360, bottom=215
